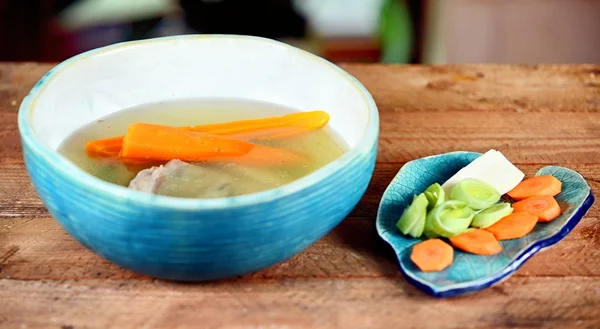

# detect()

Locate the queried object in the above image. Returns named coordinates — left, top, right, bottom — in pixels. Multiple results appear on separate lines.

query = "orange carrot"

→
left=449, top=229, right=503, bottom=256
left=121, top=123, right=252, bottom=160
left=86, top=111, right=329, bottom=158
left=86, top=136, right=124, bottom=158
left=512, top=195, right=562, bottom=222
left=188, top=110, right=330, bottom=139
left=507, top=175, right=562, bottom=200
left=410, top=239, right=454, bottom=272
left=120, top=123, right=305, bottom=166
left=485, top=212, right=538, bottom=240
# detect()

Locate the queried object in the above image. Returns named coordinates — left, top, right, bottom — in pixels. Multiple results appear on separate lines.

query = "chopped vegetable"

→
left=424, top=200, right=475, bottom=238
left=121, top=123, right=253, bottom=159
left=86, top=111, right=330, bottom=158
left=194, top=110, right=331, bottom=140
left=442, top=149, right=524, bottom=196
left=485, top=212, right=538, bottom=240
left=424, top=183, right=445, bottom=211
left=512, top=195, right=561, bottom=222
left=507, top=175, right=562, bottom=200
left=471, top=203, right=514, bottom=228
left=120, top=123, right=306, bottom=166
left=449, top=229, right=503, bottom=256
left=450, top=178, right=501, bottom=210
left=396, top=193, right=428, bottom=238
left=410, top=239, right=454, bottom=272
left=85, top=136, right=124, bottom=158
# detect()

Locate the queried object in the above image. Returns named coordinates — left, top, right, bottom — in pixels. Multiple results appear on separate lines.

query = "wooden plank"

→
left=0, top=64, right=51, bottom=113
left=377, top=111, right=600, bottom=164
left=342, top=64, right=600, bottom=112
left=1, top=277, right=599, bottom=329
left=2, top=213, right=598, bottom=281
left=0, top=64, right=52, bottom=163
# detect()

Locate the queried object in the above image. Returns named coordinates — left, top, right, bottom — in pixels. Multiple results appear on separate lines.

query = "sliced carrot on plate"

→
left=410, top=239, right=454, bottom=272
left=485, top=212, right=538, bottom=240
left=507, top=175, right=562, bottom=200
left=449, top=229, right=502, bottom=256
left=512, top=195, right=562, bottom=222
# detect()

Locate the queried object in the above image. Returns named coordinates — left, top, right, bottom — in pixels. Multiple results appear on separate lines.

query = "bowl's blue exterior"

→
left=22, top=138, right=377, bottom=281
left=18, top=35, right=380, bottom=281
left=376, top=151, right=595, bottom=298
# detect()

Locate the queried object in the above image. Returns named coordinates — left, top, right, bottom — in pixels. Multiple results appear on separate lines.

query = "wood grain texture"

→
left=1, top=63, right=599, bottom=328
left=1, top=277, right=599, bottom=329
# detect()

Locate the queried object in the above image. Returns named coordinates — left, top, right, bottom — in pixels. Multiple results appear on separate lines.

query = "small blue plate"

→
left=376, top=151, right=595, bottom=298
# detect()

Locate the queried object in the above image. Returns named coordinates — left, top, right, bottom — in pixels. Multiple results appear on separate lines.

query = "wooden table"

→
left=1, top=63, right=599, bottom=329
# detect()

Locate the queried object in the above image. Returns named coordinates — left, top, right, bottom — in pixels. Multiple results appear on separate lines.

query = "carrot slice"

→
left=449, top=229, right=502, bottom=255
left=485, top=212, right=538, bottom=240
left=86, top=111, right=329, bottom=158
left=512, top=195, right=562, bottom=222
left=507, top=175, right=562, bottom=200
left=120, top=123, right=305, bottom=166
left=410, top=239, right=454, bottom=272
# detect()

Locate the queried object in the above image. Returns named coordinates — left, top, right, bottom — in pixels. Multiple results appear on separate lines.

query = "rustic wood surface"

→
left=1, top=63, right=600, bottom=329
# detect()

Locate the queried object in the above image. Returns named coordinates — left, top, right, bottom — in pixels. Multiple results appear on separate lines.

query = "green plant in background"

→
left=379, top=0, right=413, bottom=63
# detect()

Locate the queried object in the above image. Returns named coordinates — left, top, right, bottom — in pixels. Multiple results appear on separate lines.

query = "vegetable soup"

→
left=58, top=98, right=347, bottom=199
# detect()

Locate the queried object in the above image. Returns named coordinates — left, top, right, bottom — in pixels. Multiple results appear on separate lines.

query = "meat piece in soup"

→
left=57, top=99, right=347, bottom=199
left=128, top=159, right=188, bottom=194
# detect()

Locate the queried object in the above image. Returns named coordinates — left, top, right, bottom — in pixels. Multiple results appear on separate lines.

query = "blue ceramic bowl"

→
left=18, top=35, right=379, bottom=281
left=376, top=151, right=594, bottom=298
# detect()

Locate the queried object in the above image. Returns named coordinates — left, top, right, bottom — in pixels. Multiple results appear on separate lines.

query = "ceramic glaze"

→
left=18, top=35, right=379, bottom=281
left=376, top=152, right=594, bottom=298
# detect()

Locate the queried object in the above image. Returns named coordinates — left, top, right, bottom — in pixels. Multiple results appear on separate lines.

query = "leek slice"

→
left=424, top=183, right=445, bottom=211
left=450, top=178, right=500, bottom=210
left=424, top=200, right=475, bottom=238
left=472, top=202, right=514, bottom=228
left=396, top=193, right=428, bottom=238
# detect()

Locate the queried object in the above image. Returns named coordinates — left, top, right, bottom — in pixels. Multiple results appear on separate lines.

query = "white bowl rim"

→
left=18, top=34, right=380, bottom=210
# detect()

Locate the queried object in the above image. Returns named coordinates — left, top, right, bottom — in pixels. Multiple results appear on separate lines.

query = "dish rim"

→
left=375, top=151, right=595, bottom=298
left=18, top=34, right=380, bottom=211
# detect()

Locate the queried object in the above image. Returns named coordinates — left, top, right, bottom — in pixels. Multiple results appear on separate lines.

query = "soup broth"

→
left=58, top=99, right=348, bottom=198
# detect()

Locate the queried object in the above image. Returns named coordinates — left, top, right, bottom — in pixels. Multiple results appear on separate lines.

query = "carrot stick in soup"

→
left=193, top=110, right=330, bottom=139
left=121, top=123, right=253, bottom=160
left=86, top=136, right=124, bottom=157
left=120, top=123, right=306, bottom=166
left=86, top=111, right=330, bottom=158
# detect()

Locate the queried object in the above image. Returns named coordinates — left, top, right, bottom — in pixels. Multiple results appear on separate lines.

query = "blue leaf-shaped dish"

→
left=376, top=151, right=595, bottom=298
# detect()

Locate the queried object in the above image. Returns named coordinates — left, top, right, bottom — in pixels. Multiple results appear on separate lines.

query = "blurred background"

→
left=1, top=0, right=599, bottom=64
